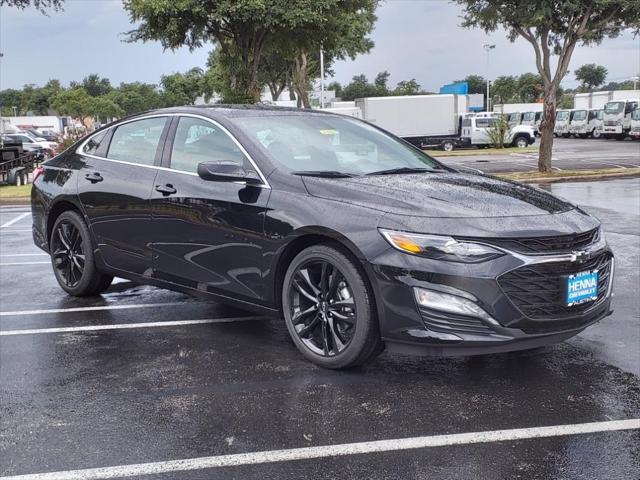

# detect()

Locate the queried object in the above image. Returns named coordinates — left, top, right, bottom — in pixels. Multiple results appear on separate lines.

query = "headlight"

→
left=379, top=229, right=504, bottom=263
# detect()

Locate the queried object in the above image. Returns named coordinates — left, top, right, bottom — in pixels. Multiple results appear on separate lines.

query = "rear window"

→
left=82, top=130, right=108, bottom=156
left=107, top=117, right=166, bottom=166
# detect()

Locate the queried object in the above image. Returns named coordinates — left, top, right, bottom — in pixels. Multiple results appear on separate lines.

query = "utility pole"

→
left=483, top=44, right=495, bottom=112
left=319, top=47, right=325, bottom=109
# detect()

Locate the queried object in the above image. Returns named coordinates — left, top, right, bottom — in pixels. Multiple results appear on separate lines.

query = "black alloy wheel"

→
left=52, top=220, right=85, bottom=288
left=282, top=244, right=383, bottom=369
left=49, top=210, right=113, bottom=296
left=289, top=259, right=356, bottom=356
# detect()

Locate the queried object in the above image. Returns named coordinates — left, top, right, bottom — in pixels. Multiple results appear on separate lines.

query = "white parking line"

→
left=0, top=229, right=31, bottom=233
left=0, top=261, right=49, bottom=266
left=0, top=253, right=48, bottom=257
left=1, top=419, right=637, bottom=480
left=0, top=316, right=266, bottom=336
left=0, top=302, right=192, bottom=317
left=0, top=212, right=30, bottom=228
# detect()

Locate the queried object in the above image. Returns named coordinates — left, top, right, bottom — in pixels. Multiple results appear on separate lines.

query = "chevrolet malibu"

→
left=31, top=106, right=614, bottom=368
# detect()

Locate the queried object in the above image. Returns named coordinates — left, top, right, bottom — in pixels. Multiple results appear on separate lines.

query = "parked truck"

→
left=355, top=94, right=468, bottom=150
left=521, top=111, right=543, bottom=135
left=570, top=108, right=603, bottom=138
left=602, top=97, right=639, bottom=139
left=629, top=108, right=640, bottom=140
left=460, top=113, right=535, bottom=148
left=554, top=110, right=575, bottom=137
left=574, top=90, right=640, bottom=110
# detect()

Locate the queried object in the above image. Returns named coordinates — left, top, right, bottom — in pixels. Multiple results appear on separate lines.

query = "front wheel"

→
left=592, top=129, right=601, bottom=139
left=50, top=211, right=113, bottom=296
left=513, top=136, right=529, bottom=148
left=282, top=244, right=383, bottom=369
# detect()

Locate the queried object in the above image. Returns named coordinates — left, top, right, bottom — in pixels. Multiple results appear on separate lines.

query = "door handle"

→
left=85, top=172, right=103, bottom=183
left=155, top=183, right=177, bottom=196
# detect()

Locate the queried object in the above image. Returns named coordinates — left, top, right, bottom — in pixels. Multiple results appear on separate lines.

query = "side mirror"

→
left=197, top=161, right=262, bottom=185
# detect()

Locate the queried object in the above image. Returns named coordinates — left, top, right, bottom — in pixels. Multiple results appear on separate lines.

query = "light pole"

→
left=319, top=47, right=325, bottom=109
left=483, top=44, right=495, bottom=112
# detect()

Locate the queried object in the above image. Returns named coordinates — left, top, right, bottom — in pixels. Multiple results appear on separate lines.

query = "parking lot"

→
left=435, top=137, right=640, bottom=173
left=1, top=178, right=639, bottom=479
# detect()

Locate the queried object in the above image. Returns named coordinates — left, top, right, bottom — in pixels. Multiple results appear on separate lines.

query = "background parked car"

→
left=3, top=132, right=58, bottom=158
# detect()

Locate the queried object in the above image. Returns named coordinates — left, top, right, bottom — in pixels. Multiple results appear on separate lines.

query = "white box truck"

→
left=574, top=90, right=640, bottom=110
left=355, top=94, right=468, bottom=150
left=602, top=91, right=640, bottom=139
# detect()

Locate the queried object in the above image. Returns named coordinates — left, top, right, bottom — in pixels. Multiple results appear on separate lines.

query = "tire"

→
left=513, top=136, right=529, bottom=148
left=282, top=244, right=383, bottom=369
left=441, top=140, right=454, bottom=152
left=49, top=210, right=113, bottom=296
left=592, top=129, right=601, bottom=139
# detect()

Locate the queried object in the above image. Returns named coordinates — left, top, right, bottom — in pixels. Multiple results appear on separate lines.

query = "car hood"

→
left=302, top=172, right=574, bottom=219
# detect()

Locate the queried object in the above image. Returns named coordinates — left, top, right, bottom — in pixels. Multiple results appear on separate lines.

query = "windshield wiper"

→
left=291, top=170, right=358, bottom=178
left=366, top=167, right=440, bottom=176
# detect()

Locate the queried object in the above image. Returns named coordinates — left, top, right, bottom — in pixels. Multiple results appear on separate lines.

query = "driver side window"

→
left=170, top=117, right=249, bottom=173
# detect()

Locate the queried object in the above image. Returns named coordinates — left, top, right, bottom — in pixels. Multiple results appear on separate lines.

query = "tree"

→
left=394, top=79, right=422, bottom=96
left=327, top=81, right=343, bottom=98
left=341, top=74, right=383, bottom=101
left=82, top=74, right=113, bottom=97
left=1, top=0, right=63, bottom=12
left=160, top=68, right=206, bottom=106
left=456, top=0, right=640, bottom=172
left=455, top=74, right=486, bottom=94
left=108, top=82, right=163, bottom=115
left=575, top=63, right=608, bottom=91
left=517, top=72, right=544, bottom=102
left=87, top=97, right=124, bottom=123
left=491, top=75, right=518, bottom=104
left=374, top=71, right=390, bottom=90
left=50, top=87, right=93, bottom=127
left=124, top=0, right=377, bottom=103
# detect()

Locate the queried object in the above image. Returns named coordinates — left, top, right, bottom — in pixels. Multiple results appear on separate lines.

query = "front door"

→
left=150, top=115, right=271, bottom=303
left=77, top=116, right=169, bottom=275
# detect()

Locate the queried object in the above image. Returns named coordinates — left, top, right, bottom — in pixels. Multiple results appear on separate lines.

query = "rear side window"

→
left=107, top=117, right=167, bottom=166
left=82, top=130, right=108, bottom=156
left=169, top=116, right=249, bottom=173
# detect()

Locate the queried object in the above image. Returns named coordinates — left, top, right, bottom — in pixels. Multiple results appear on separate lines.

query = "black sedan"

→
left=31, top=106, right=614, bottom=368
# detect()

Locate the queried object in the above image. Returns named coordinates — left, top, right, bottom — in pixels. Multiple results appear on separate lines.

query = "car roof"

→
left=123, top=104, right=337, bottom=123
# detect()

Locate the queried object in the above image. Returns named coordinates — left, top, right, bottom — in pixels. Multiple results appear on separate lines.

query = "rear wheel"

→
left=282, top=244, right=383, bottom=369
left=50, top=211, right=113, bottom=296
left=441, top=140, right=454, bottom=152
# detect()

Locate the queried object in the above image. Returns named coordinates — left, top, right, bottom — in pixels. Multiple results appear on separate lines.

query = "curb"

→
left=496, top=169, right=640, bottom=184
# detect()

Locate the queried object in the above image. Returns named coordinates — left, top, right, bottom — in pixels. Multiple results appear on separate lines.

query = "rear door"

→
left=77, top=116, right=169, bottom=275
left=149, top=115, right=271, bottom=303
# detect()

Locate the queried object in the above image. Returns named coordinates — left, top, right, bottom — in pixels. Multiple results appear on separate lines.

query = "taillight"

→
left=33, top=166, right=44, bottom=183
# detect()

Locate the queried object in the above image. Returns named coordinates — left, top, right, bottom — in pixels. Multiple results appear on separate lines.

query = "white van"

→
left=460, top=114, right=535, bottom=148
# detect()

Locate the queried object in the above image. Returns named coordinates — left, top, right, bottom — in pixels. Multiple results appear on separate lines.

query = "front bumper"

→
left=603, top=125, right=623, bottom=134
left=369, top=243, right=614, bottom=356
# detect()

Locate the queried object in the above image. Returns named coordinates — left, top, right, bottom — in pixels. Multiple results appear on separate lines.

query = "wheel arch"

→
left=272, top=227, right=380, bottom=318
left=46, top=199, right=83, bottom=246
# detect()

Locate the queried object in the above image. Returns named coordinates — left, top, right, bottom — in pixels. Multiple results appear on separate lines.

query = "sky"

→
left=1, top=0, right=639, bottom=92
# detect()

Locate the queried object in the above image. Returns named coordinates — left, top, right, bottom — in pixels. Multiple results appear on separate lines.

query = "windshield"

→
left=632, top=109, right=640, bottom=120
left=572, top=110, right=587, bottom=121
left=508, top=113, right=519, bottom=121
left=604, top=101, right=624, bottom=114
left=522, top=112, right=534, bottom=121
left=556, top=111, right=569, bottom=121
left=596, top=110, right=604, bottom=120
left=233, top=114, right=442, bottom=176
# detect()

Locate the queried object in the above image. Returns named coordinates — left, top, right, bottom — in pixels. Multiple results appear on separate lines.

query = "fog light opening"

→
left=413, top=287, right=499, bottom=325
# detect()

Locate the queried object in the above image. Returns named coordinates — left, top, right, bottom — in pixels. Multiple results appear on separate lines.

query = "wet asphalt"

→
left=1, top=178, right=639, bottom=479
left=433, top=137, right=640, bottom=173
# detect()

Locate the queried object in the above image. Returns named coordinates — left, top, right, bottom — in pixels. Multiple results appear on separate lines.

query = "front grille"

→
left=604, top=120, right=618, bottom=126
left=459, top=229, right=599, bottom=255
left=498, top=251, right=612, bottom=320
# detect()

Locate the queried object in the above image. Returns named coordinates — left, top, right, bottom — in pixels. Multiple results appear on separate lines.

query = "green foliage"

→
left=1, top=0, right=63, bottom=12
left=491, top=75, right=518, bottom=104
left=341, top=74, right=387, bottom=101
left=574, top=63, right=608, bottom=91
left=81, top=74, right=113, bottom=97
left=124, top=0, right=378, bottom=103
left=394, top=79, right=422, bottom=96
left=455, top=74, right=486, bottom=95
left=49, top=87, right=92, bottom=119
left=160, top=68, right=206, bottom=106
left=516, top=72, right=544, bottom=102
left=486, top=115, right=509, bottom=148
